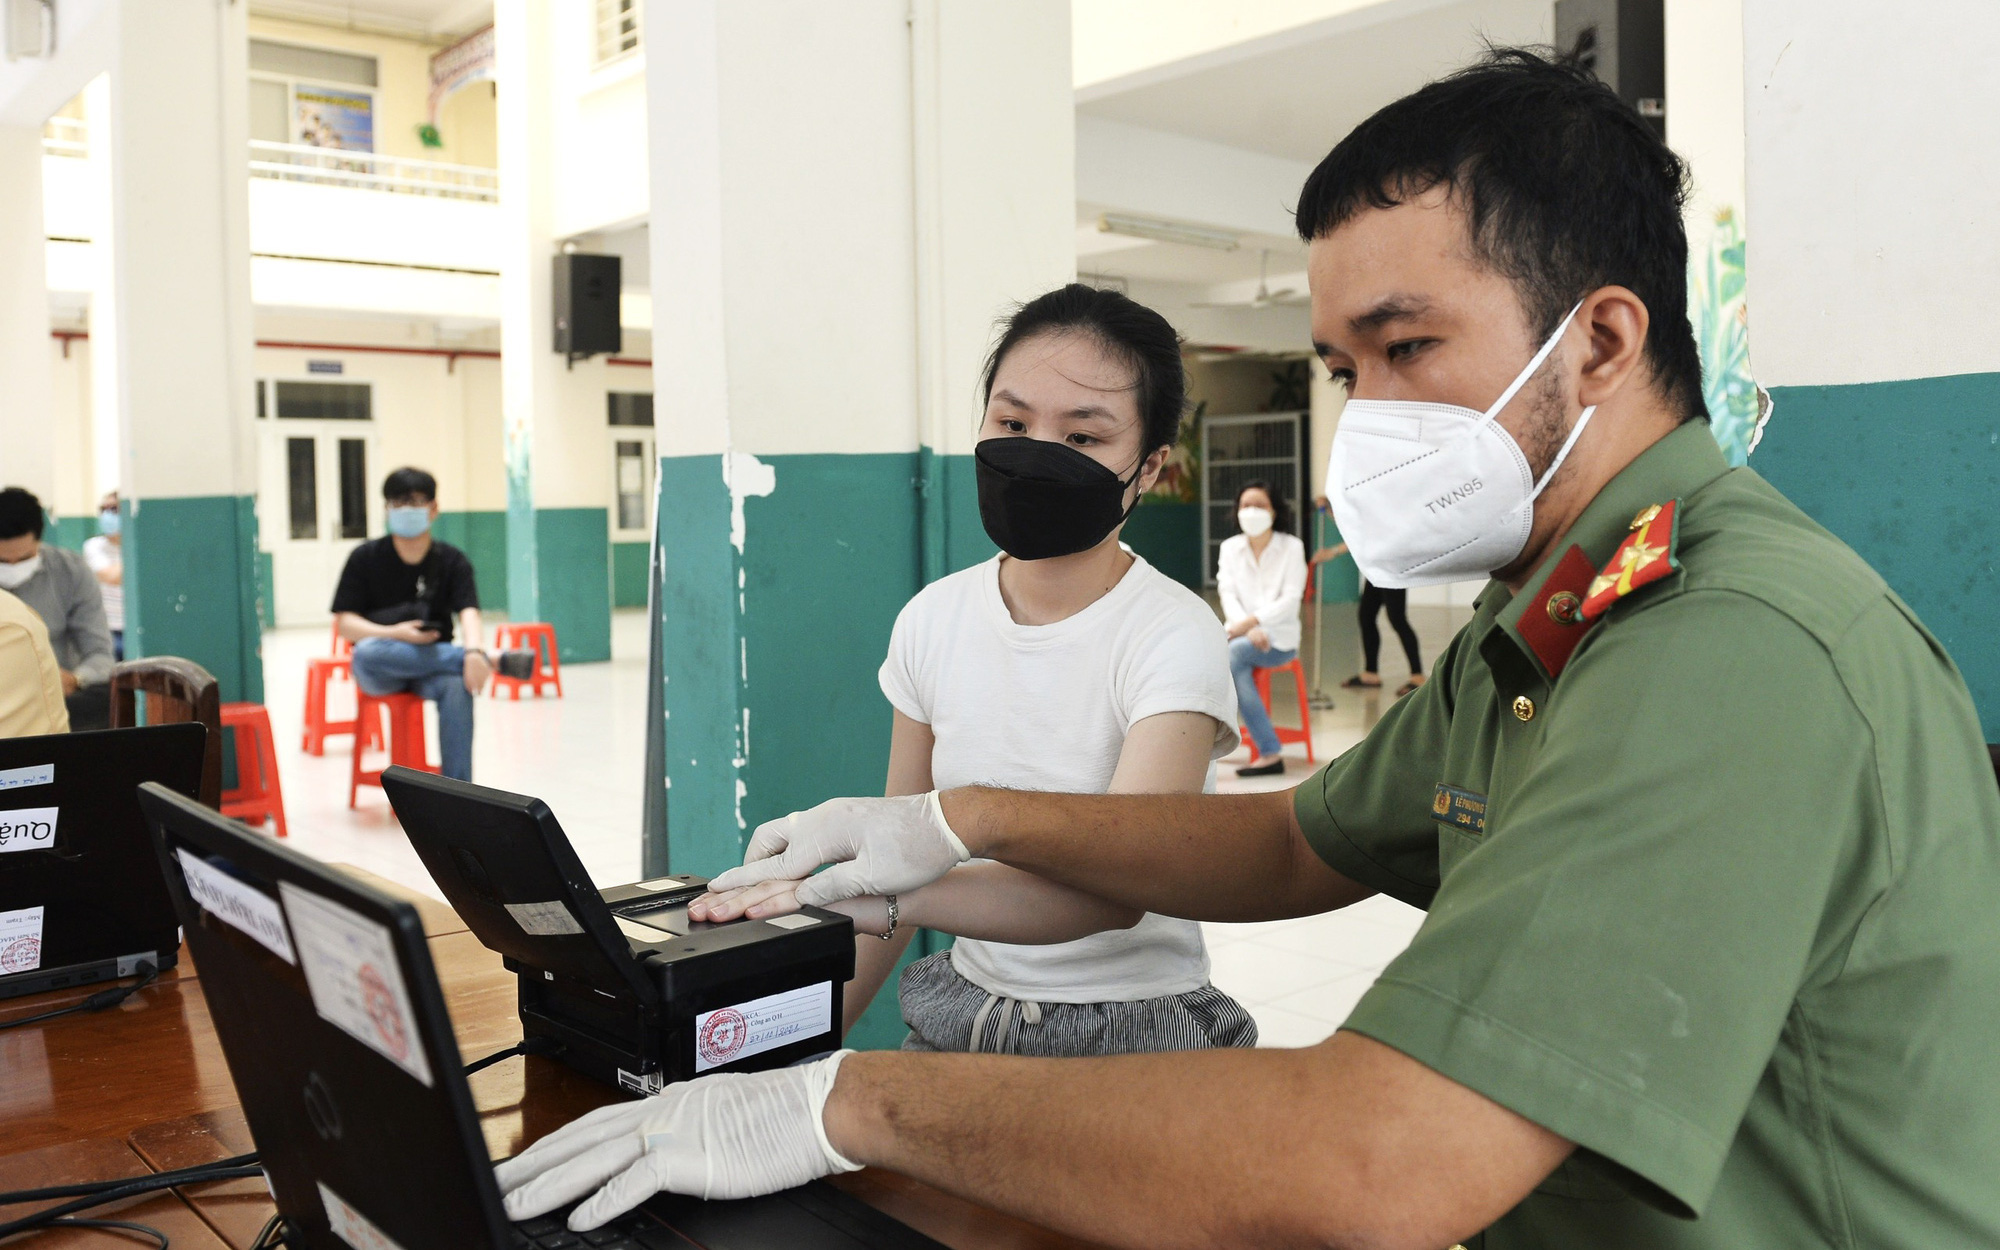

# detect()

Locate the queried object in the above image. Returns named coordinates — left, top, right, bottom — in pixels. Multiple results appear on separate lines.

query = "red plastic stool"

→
left=350, top=691, right=438, bottom=808
left=221, top=702, right=289, bottom=837
left=302, top=624, right=356, bottom=755
left=1243, top=657, right=1316, bottom=763
left=491, top=621, right=563, bottom=699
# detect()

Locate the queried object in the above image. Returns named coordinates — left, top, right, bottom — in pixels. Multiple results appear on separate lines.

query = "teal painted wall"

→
left=652, top=454, right=742, bottom=878
left=651, top=451, right=950, bottom=1049
left=1303, top=509, right=1359, bottom=605
left=1122, top=500, right=1202, bottom=590
left=533, top=508, right=612, bottom=663
left=917, top=448, right=993, bottom=580
left=127, top=494, right=264, bottom=704
left=433, top=510, right=508, bottom=615
left=1755, top=372, right=2000, bottom=739
left=612, top=541, right=648, bottom=607
left=45, top=515, right=96, bottom=551
left=255, top=551, right=276, bottom=629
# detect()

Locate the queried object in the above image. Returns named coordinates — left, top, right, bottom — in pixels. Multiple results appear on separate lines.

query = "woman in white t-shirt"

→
left=694, top=284, right=1255, bottom=1056
left=1216, top=480, right=1309, bottom=777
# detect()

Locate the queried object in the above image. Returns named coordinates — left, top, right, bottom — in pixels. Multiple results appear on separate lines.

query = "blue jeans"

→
left=349, top=638, right=473, bottom=781
left=1230, top=636, right=1299, bottom=759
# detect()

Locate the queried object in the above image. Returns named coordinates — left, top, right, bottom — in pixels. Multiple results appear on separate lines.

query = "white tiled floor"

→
left=259, top=598, right=1470, bottom=1051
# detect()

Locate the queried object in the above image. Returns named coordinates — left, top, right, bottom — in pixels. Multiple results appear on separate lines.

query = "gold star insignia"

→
left=1626, top=540, right=1665, bottom=572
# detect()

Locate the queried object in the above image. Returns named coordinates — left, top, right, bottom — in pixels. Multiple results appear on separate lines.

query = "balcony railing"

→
left=42, top=116, right=86, bottom=158
left=248, top=140, right=498, bottom=202
left=42, top=121, right=499, bottom=202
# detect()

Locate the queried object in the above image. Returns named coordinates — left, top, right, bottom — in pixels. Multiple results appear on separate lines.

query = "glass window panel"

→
left=249, top=40, right=378, bottom=87
left=249, top=78, right=290, bottom=143
left=275, top=380, right=371, bottom=420
left=287, top=438, right=317, bottom=540
left=607, top=392, right=654, bottom=426
left=337, top=439, right=368, bottom=540
left=615, top=440, right=648, bottom=531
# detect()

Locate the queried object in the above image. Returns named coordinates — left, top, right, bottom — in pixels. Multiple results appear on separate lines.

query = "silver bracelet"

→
left=879, top=894, right=899, bottom=940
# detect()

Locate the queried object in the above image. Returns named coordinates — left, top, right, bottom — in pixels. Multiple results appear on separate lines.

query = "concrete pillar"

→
left=1742, top=0, right=2000, bottom=737
left=495, top=0, right=613, bottom=663
left=642, top=0, right=1072, bottom=886
left=0, top=122, right=54, bottom=504
left=89, top=2, right=261, bottom=701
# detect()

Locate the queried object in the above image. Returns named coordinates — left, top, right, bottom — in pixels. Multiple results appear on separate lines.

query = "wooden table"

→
left=0, top=865, right=1101, bottom=1249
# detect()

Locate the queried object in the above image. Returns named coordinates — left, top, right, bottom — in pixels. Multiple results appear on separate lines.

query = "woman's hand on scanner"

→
left=690, top=882, right=892, bottom=935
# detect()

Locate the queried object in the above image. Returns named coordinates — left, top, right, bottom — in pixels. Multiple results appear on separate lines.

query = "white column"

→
left=642, top=0, right=1073, bottom=881
left=91, top=0, right=260, bottom=698
left=495, top=0, right=614, bottom=659
left=0, top=122, right=54, bottom=502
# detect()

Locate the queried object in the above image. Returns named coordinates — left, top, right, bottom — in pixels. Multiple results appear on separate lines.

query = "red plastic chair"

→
left=220, top=702, right=289, bottom=837
left=491, top=621, right=563, bottom=699
left=350, top=691, right=438, bottom=808
left=303, top=622, right=357, bottom=755
left=1244, top=657, right=1316, bottom=763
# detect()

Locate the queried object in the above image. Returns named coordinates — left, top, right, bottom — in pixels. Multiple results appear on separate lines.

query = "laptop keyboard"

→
left=511, top=1211, right=686, bottom=1250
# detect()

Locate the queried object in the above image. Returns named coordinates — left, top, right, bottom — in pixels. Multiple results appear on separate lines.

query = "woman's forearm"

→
left=900, top=863, right=1140, bottom=943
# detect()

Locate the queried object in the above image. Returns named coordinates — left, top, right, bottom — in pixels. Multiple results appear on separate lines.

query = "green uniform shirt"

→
left=1295, top=421, right=2000, bottom=1248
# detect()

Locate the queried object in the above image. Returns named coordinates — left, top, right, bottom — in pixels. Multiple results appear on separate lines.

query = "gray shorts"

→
left=897, top=950, right=1258, bottom=1056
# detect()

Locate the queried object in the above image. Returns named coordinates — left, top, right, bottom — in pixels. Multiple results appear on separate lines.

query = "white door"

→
left=258, top=419, right=381, bottom=628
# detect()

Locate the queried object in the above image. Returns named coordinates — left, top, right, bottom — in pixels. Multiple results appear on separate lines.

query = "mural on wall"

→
left=1691, top=206, right=1773, bottom=464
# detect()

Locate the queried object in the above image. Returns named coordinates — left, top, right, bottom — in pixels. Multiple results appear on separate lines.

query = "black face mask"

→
left=975, top=437, right=1143, bottom=561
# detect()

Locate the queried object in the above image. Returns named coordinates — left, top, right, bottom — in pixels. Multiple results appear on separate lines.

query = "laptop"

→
left=0, top=724, right=206, bottom=999
left=380, top=767, right=854, bottom=1093
left=138, top=783, right=944, bottom=1250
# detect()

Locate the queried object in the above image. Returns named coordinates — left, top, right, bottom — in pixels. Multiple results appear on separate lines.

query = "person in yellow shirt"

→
left=0, top=586, right=70, bottom=736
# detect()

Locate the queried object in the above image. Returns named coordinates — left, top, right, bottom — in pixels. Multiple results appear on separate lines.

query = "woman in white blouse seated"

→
left=1217, top=480, right=1309, bottom=777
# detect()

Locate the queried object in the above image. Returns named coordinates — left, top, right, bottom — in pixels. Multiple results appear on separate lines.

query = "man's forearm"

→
left=938, top=787, right=1365, bottom=923
left=823, top=1035, right=1568, bottom=1250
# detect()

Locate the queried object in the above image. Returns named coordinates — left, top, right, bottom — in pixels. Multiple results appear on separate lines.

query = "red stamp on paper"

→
left=1, top=936, right=40, bottom=973
left=698, top=1007, right=748, bottom=1067
left=358, top=963, right=409, bottom=1060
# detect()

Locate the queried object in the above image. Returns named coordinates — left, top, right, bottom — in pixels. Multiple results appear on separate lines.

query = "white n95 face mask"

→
left=1326, top=303, right=1595, bottom=588
left=0, top=555, right=41, bottom=590
left=1236, top=506, right=1274, bottom=537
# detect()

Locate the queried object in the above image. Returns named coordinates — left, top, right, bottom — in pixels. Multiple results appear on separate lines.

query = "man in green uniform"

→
left=499, top=49, right=2000, bottom=1249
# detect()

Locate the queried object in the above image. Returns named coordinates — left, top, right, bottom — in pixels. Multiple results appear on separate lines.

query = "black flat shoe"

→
left=1236, top=758, right=1286, bottom=777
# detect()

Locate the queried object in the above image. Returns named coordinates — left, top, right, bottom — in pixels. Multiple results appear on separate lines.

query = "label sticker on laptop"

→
left=694, top=980, right=832, bottom=1073
left=763, top=914, right=819, bottom=930
left=0, top=806, right=57, bottom=854
left=177, top=849, right=297, bottom=964
left=281, top=883, right=434, bottom=1088
left=0, top=905, right=43, bottom=974
left=0, top=764, right=53, bottom=792
left=504, top=900, right=584, bottom=936
left=317, top=1180, right=408, bottom=1250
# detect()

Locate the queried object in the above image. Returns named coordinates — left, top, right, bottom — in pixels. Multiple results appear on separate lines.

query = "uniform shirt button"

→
left=1512, top=695, right=1536, bottom=721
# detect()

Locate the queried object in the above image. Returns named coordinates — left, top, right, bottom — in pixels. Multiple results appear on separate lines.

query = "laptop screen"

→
left=140, top=783, right=512, bottom=1250
left=0, top=725, right=204, bottom=990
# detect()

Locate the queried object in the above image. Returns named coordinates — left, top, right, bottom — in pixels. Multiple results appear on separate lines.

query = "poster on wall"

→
left=294, top=86, right=374, bottom=152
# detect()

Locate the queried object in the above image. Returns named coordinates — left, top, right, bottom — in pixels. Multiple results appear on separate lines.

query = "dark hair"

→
left=0, top=487, right=45, bottom=541
left=1234, top=479, right=1293, bottom=535
left=981, top=283, right=1188, bottom=456
left=382, top=467, right=437, bottom=504
left=1294, top=46, right=1705, bottom=421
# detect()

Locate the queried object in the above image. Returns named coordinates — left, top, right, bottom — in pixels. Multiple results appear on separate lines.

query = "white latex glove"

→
left=706, top=792, right=970, bottom=907
left=495, top=1052, right=862, bottom=1231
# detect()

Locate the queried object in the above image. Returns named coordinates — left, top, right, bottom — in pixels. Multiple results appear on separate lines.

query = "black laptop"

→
left=380, top=767, right=854, bottom=1094
left=0, top=724, right=206, bottom=999
left=137, top=783, right=944, bottom=1250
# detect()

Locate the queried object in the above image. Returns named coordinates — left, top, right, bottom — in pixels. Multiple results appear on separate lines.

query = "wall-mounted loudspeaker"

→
left=553, top=252, right=621, bottom=365
left=1555, top=0, right=1665, bottom=138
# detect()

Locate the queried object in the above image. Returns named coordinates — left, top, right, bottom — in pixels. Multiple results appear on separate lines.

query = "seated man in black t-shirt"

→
left=330, top=467, right=530, bottom=781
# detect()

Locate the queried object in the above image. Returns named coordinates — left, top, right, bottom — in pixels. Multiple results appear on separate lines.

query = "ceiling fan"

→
left=1192, top=250, right=1309, bottom=309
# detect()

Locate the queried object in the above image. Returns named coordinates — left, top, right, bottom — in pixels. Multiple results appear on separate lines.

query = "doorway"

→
left=257, top=379, right=380, bottom=627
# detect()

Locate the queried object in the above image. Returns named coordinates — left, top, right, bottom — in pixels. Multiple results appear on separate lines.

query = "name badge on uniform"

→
left=1432, top=784, right=1488, bottom=836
